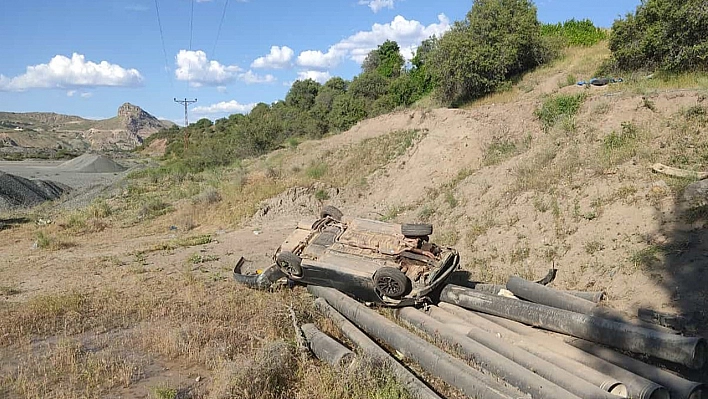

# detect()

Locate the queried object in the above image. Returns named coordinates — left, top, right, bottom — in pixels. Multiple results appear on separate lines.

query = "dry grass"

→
left=0, top=274, right=318, bottom=399
left=465, top=42, right=611, bottom=108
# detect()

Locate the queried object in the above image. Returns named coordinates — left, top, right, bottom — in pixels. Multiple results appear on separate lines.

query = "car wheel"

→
left=373, top=267, right=410, bottom=298
left=401, top=223, right=433, bottom=237
left=276, top=251, right=303, bottom=278
left=320, top=205, right=343, bottom=221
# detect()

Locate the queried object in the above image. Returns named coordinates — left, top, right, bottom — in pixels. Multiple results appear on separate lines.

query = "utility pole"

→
left=174, top=97, right=197, bottom=150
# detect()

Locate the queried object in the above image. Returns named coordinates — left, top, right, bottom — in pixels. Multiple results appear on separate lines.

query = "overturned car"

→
left=267, top=206, right=460, bottom=306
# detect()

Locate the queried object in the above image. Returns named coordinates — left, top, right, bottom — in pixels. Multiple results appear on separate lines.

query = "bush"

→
left=428, top=0, right=551, bottom=106
left=535, top=93, right=587, bottom=132
left=607, top=0, right=708, bottom=72
left=541, top=19, right=607, bottom=47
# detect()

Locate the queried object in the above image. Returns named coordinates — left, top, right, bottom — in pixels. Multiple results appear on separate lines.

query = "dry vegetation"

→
left=3, top=42, right=708, bottom=398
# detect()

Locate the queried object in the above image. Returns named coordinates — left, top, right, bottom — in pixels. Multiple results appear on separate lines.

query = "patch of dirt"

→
left=142, top=138, right=167, bottom=157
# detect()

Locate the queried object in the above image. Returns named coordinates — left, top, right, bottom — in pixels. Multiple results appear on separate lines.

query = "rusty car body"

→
left=273, top=206, right=460, bottom=306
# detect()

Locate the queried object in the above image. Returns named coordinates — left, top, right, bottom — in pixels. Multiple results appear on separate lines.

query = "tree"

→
left=328, top=94, right=367, bottom=132
left=412, top=36, right=438, bottom=69
left=409, top=36, right=439, bottom=100
left=362, top=40, right=405, bottom=79
left=285, top=79, right=321, bottom=111
left=324, top=77, right=348, bottom=93
left=362, top=50, right=381, bottom=74
left=465, top=0, right=546, bottom=77
left=608, top=0, right=708, bottom=72
left=349, top=72, right=390, bottom=101
left=427, top=0, right=549, bottom=105
left=389, top=74, right=416, bottom=106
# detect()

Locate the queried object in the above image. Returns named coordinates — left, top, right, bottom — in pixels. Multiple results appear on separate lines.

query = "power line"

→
left=153, top=0, right=172, bottom=88
left=189, top=0, right=195, bottom=51
left=211, top=0, right=230, bottom=58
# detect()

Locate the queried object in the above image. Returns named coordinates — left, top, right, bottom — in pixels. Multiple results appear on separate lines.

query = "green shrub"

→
left=138, top=199, right=171, bottom=220
left=535, top=93, right=587, bottom=132
left=306, top=163, right=328, bottom=180
left=428, top=0, right=553, bottom=106
left=602, top=122, right=642, bottom=166
left=607, top=0, right=708, bottom=72
left=541, top=19, right=607, bottom=47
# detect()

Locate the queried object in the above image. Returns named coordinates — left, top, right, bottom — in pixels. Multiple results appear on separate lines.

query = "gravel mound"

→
left=58, top=154, right=126, bottom=173
left=0, top=171, right=72, bottom=210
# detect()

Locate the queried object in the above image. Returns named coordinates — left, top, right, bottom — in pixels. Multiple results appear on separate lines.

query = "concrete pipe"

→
left=413, top=306, right=625, bottom=399
left=568, top=339, right=707, bottom=399
left=440, top=285, right=706, bottom=369
left=313, top=298, right=443, bottom=399
left=505, top=277, right=677, bottom=334
left=308, top=286, right=522, bottom=399
left=395, top=307, right=582, bottom=399
left=476, top=311, right=670, bottom=399
left=473, top=283, right=605, bottom=303
left=434, top=303, right=627, bottom=397
left=301, top=323, right=354, bottom=368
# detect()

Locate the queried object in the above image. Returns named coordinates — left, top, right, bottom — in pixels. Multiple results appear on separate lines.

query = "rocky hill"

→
left=0, top=103, right=174, bottom=155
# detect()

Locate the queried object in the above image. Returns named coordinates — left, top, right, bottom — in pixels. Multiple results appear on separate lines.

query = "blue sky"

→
left=0, top=0, right=641, bottom=124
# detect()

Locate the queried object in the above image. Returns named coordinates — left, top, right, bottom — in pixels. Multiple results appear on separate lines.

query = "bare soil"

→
left=2, top=44, right=708, bottom=398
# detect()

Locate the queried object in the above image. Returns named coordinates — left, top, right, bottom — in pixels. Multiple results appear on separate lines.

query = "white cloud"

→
left=175, top=50, right=242, bottom=87
left=358, top=0, right=395, bottom=13
left=80, top=92, right=93, bottom=98
left=295, top=14, right=451, bottom=69
left=297, top=71, right=331, bottom=84
left=251, top=46, right=294, bottom=69
left=239, top=70, right=276, bottom=84
left=216, top=86, right=228, bottom=93
left=67, top=90, right=76, bottom=97
left=296, top=49, right=345, bottom=70
left=192, top=100, right=256, bottom=115
left=0, top=53, right=143, bottom=91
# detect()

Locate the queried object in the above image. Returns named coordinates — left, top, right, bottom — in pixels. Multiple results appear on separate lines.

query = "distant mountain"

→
left=0, top=103, right=175, bottom=153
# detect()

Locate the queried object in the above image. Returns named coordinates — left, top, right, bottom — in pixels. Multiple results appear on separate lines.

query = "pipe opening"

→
left=688, top=385, right=707, bottom=399
left=608, top=383, right=628, bottom=398
left=648, top=387, right=670, bottom=399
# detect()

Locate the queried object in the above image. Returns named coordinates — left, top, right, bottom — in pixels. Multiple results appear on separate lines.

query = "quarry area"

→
left=2, top=29, right=708, bottom=399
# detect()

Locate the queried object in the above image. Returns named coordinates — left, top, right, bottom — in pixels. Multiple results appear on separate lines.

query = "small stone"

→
left=195, top=376, right=202, bottom=382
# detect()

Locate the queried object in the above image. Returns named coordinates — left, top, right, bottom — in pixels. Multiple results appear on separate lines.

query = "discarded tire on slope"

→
left=308, top=286, right=523, bottom=399
left=313, top=298, right=443, bottom=399
left=440, top=285, right=707, bottom=369
left=395, top=308, right=583, bottom=399
left=432, top=304, right=628, bottom=398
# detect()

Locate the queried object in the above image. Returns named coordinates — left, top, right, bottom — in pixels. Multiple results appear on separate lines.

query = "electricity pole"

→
left=174, top=97, right=197, bottom=150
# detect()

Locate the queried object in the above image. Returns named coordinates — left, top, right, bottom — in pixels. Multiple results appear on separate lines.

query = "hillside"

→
left=0, top=103, right=174, bottom=155
left=2, top=42, right=708, bottom=398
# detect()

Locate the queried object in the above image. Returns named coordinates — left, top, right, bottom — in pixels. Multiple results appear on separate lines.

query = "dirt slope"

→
left=2, top=43, right=708, bottom=398
left=250, top=83, right=708, bottom=328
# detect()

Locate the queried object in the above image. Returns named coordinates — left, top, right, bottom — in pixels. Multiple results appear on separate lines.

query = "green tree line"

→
left=141, top=0, right=703, bottom=174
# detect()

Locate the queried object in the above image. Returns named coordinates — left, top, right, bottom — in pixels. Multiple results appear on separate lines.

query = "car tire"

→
left=373, top=267, right=410, bottom=299
left=401, top=223, right=433, bottom=237
left=276, top=251, right=303, bottom=278
left=320, top=205, right=343, bottom=221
